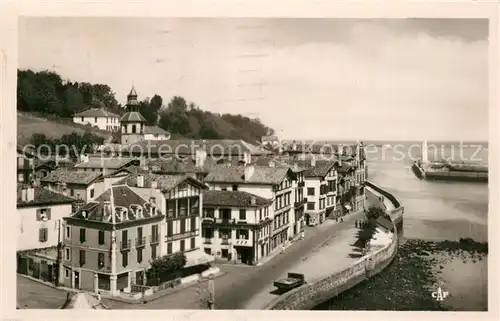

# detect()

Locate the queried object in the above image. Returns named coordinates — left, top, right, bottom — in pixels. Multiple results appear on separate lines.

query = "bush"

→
left=147, top=252, right=187, bottom=285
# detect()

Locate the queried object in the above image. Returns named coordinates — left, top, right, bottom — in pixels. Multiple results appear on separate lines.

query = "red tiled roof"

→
left=41, top=169, right=102, bottom=185
left=74, top=108, right=119, bottom=118
left=204, top=165, right=292, bottom=185
left=203, top=190, right=272, bottom=208
left=17, top=183, right=75, bottom=207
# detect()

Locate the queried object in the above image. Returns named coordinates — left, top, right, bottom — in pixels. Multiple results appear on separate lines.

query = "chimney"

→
left=21, top=188, right=28, bottom=202
left=292, top=141, right=297, bottom=151
left=137, top=175, right=144, bottom=188
left=250, top=196, right=256, bottom=206
left=195, top=149, right=207, bottom=168
left=310, top=155, right=316, bottom=167
left=244, top=165, right=255, bottom=182
left=104, top=177, right=112, bottom=192
left=243, top=151, right=252, bottom=165
left=151, top=181, right=158, bottom=189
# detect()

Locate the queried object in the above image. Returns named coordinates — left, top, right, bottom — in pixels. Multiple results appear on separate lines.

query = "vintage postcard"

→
left=1, top=1, right=498, bottom=321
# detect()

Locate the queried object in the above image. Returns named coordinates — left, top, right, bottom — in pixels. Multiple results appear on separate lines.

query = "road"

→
left=17, top=274, right=68, bottom=309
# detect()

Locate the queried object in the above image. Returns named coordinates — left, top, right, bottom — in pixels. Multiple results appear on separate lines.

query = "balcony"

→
left=135, top=236, right=146, bottom=248
left=221, top=237, right=230, bottom=245
left=150, top=234, right=160, bottom=245
left=120, top=239, right=132, bottom=251
left=294, top=198, right=307, bottom=208
left=298, top=181, right=305, bottom=187
left=234, top=238, right=252, bottom=247
left=203, top=238, right=212, bottom=244
left=165, top=230, right=199, bottom=242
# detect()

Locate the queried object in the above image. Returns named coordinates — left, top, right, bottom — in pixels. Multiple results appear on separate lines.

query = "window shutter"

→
left=36, top=209, right=41, bottom=221
left=191, top=217, right=196, bottom=231
left=47, top=208, right=52, bottom=220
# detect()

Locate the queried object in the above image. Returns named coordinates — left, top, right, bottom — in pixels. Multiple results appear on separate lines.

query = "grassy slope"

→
left=17, top=112, right=111, bottom=145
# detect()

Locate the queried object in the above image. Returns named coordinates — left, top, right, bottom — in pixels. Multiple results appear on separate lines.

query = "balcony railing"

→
left=135, top=236, right=146, bottom=248
left=298, top=181, right=305, bottom=187
left=120, top=239, right=132, bottom=251
left=150, top=234, right=160, bottom=244
left=165, top=230, right=199, bottom=242
left=221, top=238, right=230, bottom=245
left=203, top=238, right=212, bottom=244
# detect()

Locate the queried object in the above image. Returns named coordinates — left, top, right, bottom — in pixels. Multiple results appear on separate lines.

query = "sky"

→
left=18, top=18, right=489, bottom=141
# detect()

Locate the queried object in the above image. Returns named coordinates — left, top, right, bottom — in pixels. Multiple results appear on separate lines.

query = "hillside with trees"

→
left=17, top=69, right=274, bottom=145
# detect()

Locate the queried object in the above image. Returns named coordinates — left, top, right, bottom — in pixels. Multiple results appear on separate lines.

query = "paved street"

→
left=17, top=275, right=68, bottom=309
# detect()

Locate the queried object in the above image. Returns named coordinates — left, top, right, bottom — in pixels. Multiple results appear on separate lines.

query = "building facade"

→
left=201, top=190, right=273, bottom=265
left=73, top=107, right=120, bottom=132
left=303, top=159, right=338, bottom=226
left=61, top=185, right=164, bottom=295
left=41, top=169, right=103, bottom=202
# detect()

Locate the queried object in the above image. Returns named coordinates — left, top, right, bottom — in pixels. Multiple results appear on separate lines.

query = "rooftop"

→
left=17, top=183, right=75, bottom=207
left=123, top=139, right=269, bottom=156
left=74, top=108, right=119, bottom=118
left=70, top=185, right=162, bottom=223
left=144, top=126, right=169, bottom=135
left=117, top=173, right=208, bottom=191
left=120, top=111, right=147, bottom=123
left=74, top=157, right=137, bottom=170
left=203, top=190, right=272, bottom=208
left=41, top=169, right=102, bottom=185
left=204, top=165, right=292, bottom=185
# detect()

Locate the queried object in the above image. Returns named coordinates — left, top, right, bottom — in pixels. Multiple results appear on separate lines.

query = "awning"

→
left=184, top=250, right=215, bottom=268
left=344, top=205, right=352, bottom=210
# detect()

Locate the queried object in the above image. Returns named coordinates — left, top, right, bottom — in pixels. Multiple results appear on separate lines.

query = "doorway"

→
left=74, top=271, right=80, bottom=289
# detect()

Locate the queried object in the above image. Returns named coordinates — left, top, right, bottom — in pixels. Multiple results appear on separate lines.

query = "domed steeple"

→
left=127, top=86, right=139, bottom=108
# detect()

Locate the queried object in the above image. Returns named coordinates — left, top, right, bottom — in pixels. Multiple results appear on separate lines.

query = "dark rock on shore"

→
left=313, top=238, right=488, bottom=311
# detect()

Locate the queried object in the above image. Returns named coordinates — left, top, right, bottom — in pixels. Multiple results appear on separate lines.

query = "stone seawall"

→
left=265, top=182, right=403, bottom=310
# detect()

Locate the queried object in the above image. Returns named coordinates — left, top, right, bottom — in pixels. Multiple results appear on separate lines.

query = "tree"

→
left=147, top=252, right=187, bottom=284
left=366, top=206, right=385, bottom=220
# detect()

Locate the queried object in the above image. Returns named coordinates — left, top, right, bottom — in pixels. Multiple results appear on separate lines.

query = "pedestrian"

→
left=281, top=243, right=286, bottom=254
left=300, top=230, right=305, bottom=240
left=355, top=220, right=358, bottom=228
left=340, top=217, right=344, bottom=223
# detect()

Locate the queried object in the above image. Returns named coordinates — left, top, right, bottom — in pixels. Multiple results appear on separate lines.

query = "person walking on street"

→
left=355, top=220, right=358, bottom=228
left=300, top=230, right=305, bottom=240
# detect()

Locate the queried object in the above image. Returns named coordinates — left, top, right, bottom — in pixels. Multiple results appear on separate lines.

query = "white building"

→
left=17, top=183, right=75, bottom=251
left=73, top=105, right=120, bottom=132
left=144, top=126, right=171, bottom=141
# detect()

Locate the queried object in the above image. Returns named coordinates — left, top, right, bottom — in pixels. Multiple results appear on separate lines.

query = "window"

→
left=191, top=217, right=196, bottom=231
left=79, top=228, right=86, bottom=243
left=137, top=248, right=143, bottom=263
left=238, top=229, right=249, bottom=240
left=178, top=182, right=187, bottom=191
left=98, top=230, right=105, bottom=245
left=152, top=224, right=159, bottom=243
left=190, top=238, right=195, bottom=249
left=166, top=200, right=176, bottom=218
left=90, top=189, right=95, bottom=199
left=65, top=248, right=71, bottom=260
left=122, top=252, right=128, bottom=267
left=70, top=189, right=74, bottom=197
left=180, top=240, right=185, bottom=252
left=239, top=209, right=246, bottom=220
left=204, top=248, right=211, bottom=255
left=17, top=173, right=24, bottom=182
left=65, top=268, right=70, bottom=278
left=36, top=208, right=51, bottom=221
left=180, top=219, right=186, bottom=233
left=65, top=226, right=70, bottom=239
left=307, top=202, right=315, bottom=210
left=98, top=253, right=105, bottom=268
left=232, top=184, right=238, bottom=191
left=39, top=228, right=48, bottom=242
left=122, top=230, right=128, bottom=244
left=151, top=245, right=157, bottom=259
left=221, top=249, right=229, bottom=258
left=167, top=242, right=172, bottom=254
left=94, top=117, right=98, bottom=123
left=307, top=188, right=315, bottom=196
left=167, top=221, right=173, bottom=236
left=81, top=116, right=84, bottom=122
left=79, top=250, right=86, bottom=266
